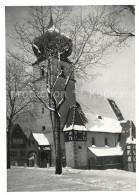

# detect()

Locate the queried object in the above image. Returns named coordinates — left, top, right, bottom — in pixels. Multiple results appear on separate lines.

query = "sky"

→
left=5, top=6, right=135, bottom=123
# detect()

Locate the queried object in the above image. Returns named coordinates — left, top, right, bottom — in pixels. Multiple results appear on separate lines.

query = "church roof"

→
left=88, top=143, right=123, bottom=157
left=10, top=124, right=28, bottom=139
left=32, top=11, right=72, bottom=65
left=32, top=133, right=50, bottom=146
left=63, top=102, right=87, bottom=131
left=87, top=116, right=122, bottom=133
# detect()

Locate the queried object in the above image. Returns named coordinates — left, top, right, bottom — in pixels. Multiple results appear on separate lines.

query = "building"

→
left=10, top=124, right=28, bottom=166
left=10, top=14, right=136, bottom=172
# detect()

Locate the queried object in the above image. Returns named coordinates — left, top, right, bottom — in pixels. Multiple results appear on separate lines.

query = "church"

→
left=9, top=14, right=136, bottom=172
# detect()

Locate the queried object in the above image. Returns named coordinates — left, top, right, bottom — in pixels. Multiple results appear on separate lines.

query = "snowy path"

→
left=7, top=167, right=136, bottom=191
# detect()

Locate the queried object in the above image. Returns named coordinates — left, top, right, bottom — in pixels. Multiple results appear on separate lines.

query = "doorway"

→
left=28, top=152, right=37, bottom=167
left=41, top=152, right=48, bottom=168
left=89, top=157, right=97, bottom=169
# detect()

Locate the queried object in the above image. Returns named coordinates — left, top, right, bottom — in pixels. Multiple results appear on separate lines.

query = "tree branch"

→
left=28, top=83, right=55, bottom=112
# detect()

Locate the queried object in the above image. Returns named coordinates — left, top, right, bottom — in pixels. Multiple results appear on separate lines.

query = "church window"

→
left=42, top=126, right=46, bottom=131
left=118, top=135, right=121, bottom=142
left=77, top=131, right=83, bottom=140
left=78, top=146, right=82, bottom=150
left=69, top=131, right=73, bottom=141
left=74, top=131, right=78, bottom=140
left=105, top=138, right=108, bottom=146
left=61, top=65, right=64, bottom=71
left=41, top=66, right=45, bottom=77
left=92, top=137, right=95, bottom=145
left=83, top=131, right=87, bottom=141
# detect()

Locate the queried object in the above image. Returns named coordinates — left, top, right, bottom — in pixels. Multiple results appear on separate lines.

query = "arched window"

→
left=41, top=66, right=45, bottom=77
left=92, top=137, right=95, bottom=145
left=61, top=65, right=64, bottom=71
left=42, top=126, right=45, bottom=131
left=105, top=138, right=108, bottom=146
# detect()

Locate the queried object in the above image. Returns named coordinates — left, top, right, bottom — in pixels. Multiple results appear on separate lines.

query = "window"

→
left=105, top=138, right=108, bottom=146
left=78, top=146, right=82, bottom=150
left=61, top=65, right=64, bottom=71
left=41, top=66, right=45, bottom=76
left=42, top=107, right=44, bottom=114
left=78, top=132, right=83, bottom=140
left=74, top=131, right=78, bottom=140
left=83, top=132, right=87, bottom=140
left=92, top=137, right=95, bottom=145
left=65, top=132, right=69, bottom=141
left=10, top=151, right=17, bottom=157
left=42, top=126, right=45, bottom=131
left=20, top=150, right=25, bottom=156
left=12, top=138, right=24, bottom=144
left=118, top=135, right=121, bottom=142
left=65, top=131, right=87, bottom=142
left=69, top=131, right=73, bottom=141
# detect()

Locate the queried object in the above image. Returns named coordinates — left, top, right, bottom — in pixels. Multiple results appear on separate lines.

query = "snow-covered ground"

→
left=7, top=167, right=136, bottom=191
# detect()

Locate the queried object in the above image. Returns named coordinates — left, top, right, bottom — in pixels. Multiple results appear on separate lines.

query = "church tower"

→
left=63, top=102, right=88, bottom=168
left=31, top=12, right=76, bottom=166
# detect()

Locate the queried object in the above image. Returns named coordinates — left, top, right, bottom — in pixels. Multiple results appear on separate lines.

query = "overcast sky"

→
left=5, top=6, right=135, bottom=123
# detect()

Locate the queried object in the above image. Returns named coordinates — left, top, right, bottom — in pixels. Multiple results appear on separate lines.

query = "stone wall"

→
left=87, top=131, right=120, bottom=147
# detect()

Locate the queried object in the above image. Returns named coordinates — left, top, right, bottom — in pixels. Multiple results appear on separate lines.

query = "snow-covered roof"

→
left=47, top=25, right=59, bottom=33
left=32, top=133, right=50, bottom=146
left=88, top=143, right=123, bottom=157
left=64, top=124, right=87, bottom=131
left=87, top=117, right=122, bottom=133
left=126, top=136, right=136, bottom=144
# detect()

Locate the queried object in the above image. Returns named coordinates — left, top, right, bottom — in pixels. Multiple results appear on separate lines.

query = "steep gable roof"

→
left=10, top=124, right=28, bottom=140
left=63, top=102, right=87, bottom=131
left=32, top=133, right=50, bottom=146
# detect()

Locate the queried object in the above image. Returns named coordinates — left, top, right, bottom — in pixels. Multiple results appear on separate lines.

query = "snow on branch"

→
left=28, top=83, right=55, bottom=112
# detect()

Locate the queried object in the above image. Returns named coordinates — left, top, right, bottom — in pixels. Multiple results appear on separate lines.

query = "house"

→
left=9, top=124, right=28, bottom=166
left=27, top=132, right=51, bottom=168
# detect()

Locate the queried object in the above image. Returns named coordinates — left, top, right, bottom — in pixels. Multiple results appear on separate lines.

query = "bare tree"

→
left=88, top=5, right=135, bottom=46
left=6, top=53, right=33, bottom=169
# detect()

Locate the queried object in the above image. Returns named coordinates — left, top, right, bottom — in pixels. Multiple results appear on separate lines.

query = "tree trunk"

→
left=55, top=112, right=62, bottom=175
left=7, top=120, right=12, bottom=169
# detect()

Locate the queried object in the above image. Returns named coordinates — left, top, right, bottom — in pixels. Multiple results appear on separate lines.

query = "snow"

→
left=119, top=120, right=128, bottom=124
left=47, top=25, right=70, bottom=38
left=64, top=116, right=122, bottom=133
left=63, top=124, right=87, bottom=131
left=126, top=136, right=136, bottom=144
left=88, top=143, right=123, bottom=156
left=88, top=117, right=122, bottom=133
left=61, top=32, right=70, bottom=39
left=32, top=43, right=41, bottom=53
left=7, top=167, right=136, bottom=191
left=126, top=120, right=136, bottom=144
left=32, top=133, right=49, bottom=146
left=48, top=25, right=59, bottom=33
